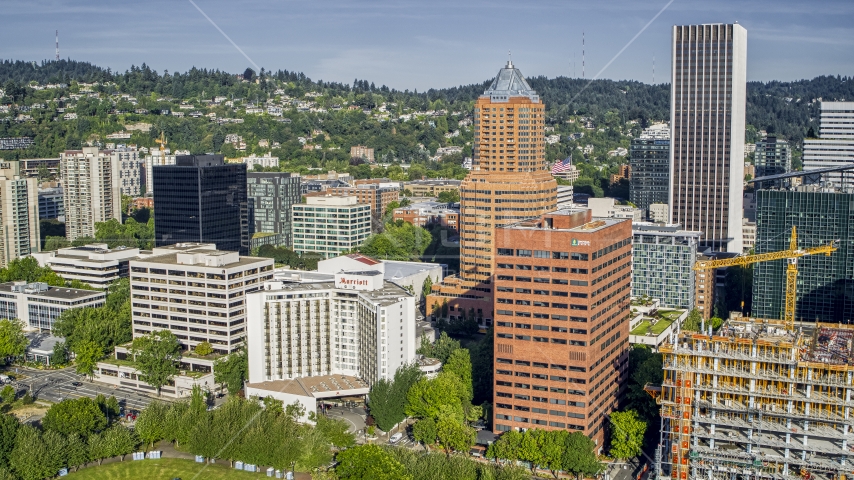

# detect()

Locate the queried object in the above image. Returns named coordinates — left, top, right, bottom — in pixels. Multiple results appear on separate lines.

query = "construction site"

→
left=658, top=317, right=854, bottom=480
left=652, top=219, right=853, bottom=480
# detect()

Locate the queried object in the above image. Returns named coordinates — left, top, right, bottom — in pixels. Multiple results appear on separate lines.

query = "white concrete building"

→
left=0, top=281, right=105, bottom=333
left=241, top=153, right=279, bottom=169
left=245, top=269, right=417, bottom=419
left=669, top=24, right=746, bottom=253
left=113, top=148, right=143, bottom=197
left=0, top=161, right=39, bottom=267
left=317, top=253, right=443, bottom=302
left=803, top=101, right=854, bottom=186
left=60, top=147, right=122, bottom=242
left=143, top=151, right=176, bottom=195
left=292, top=196, right=371, bottom=259
left=128, top=244, right=274, bottom=354
left=742, top=217, right=756, bottom=253
left=648, top=203, right=669, bottom=223
left=588, top=197, right=644, bottom=222
left=32, top=244, right=140, bottom=289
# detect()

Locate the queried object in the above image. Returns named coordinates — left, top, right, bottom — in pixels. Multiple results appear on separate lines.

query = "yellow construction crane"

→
left=693, top=226, right=836, bottom=331
left=155, top=131, right=167, bottom=156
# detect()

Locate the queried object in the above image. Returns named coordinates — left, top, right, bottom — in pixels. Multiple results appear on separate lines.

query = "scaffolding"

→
left=658, top=318, right=854, bottom=480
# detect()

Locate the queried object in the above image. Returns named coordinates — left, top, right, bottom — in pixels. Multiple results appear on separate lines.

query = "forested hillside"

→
left=1, top=59, right=852, bottom=178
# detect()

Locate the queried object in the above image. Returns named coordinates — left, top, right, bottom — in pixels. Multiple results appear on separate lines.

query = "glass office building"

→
left=630, top=124, right=671, bottom=213
left=753, top=187, right=854, bottom=323
left=247, top=172, right=301, bottom=249
left=153, top=155, right=249, bottom=255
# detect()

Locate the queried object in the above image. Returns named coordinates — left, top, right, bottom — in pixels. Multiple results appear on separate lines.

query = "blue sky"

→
left=3, top=0, right=853, bottom=90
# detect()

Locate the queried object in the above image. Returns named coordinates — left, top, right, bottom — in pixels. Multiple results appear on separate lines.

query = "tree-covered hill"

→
left=1, top=59, right=852, bottom=162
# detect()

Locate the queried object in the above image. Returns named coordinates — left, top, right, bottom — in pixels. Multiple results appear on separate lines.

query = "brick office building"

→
left=491, top=208, right=632, bottom=446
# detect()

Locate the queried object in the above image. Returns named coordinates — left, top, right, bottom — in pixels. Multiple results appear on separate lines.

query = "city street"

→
left=7, top=366, right=163, bottom=411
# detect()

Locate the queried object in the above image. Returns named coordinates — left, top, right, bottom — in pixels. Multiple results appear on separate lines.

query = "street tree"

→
left=9, top=425, right=55, bottom=480
left=73, top=340, right=103, bottom=379
left=443, top=348, right=473, bottom=401
left=0, top=319, right=27, bottom=364
left=435, top=413, right=475, bottom=457
left=131, top=330, right=181, bottom=396
left=406, top=371, right=466, bottom=420
left=412, top=417, right=437, bottom=446
left=562, top=431, right=603, bottom=480
left=609, top=410, right=647, bottom=460
left=65, top=433, right=89, bottom=471
left=134, top=401, right=169, bottom=448
left=0, top=414, right=18, bottom=468
left=335, top=444, right=413, bottom=480
left=214, top=348, right=248, bottom=394
left=50, top=341, right=69, bottom=366
left=42, top=397, right=107, bottom=438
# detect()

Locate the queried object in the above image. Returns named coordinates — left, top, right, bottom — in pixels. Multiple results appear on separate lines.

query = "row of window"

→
left=497, top=249, right=589, bottom=261
left=497, top=263, right=588, bottom=274
left=497, top=299, right=588, bottom=310
left=496, top=322, right=586, bottom=334
left=496, top=333, right=585, bottom=345
left=496, top=310, right=587, bottom=322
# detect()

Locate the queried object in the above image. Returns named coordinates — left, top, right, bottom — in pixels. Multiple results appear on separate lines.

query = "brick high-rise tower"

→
left=427, top=61, right=557, bottom=328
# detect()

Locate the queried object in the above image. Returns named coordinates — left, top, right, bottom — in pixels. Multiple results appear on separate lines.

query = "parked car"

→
left=71, top=381, right=83, bottom=387
left=389, top=432, right=404, bottom=444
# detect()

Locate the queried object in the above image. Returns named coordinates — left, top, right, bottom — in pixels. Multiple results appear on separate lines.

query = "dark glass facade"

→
left=629, top=137, right=670, bottom=212
left=247, top=172, right=301, bottom=248
left=752, top=189, right=854, bottom=323
left=153, top=155, right=249, bottom=254
left=754, top=136, right=791, bottom=179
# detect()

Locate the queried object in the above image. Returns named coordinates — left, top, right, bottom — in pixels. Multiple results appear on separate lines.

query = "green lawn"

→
left=65, top=458, right=264, bottom=479
left=630, top=316, right=677, bottom=336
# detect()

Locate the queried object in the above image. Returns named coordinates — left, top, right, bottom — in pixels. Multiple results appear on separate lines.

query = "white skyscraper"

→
left=803, top=101, right=854, bottom=185
left=669, top=24, right=747, bottom=253
left=0, top=161, right=39, bottom=267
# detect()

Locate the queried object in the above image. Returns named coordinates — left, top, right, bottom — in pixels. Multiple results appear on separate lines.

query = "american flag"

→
left=551, top=155, right=573, bottom=174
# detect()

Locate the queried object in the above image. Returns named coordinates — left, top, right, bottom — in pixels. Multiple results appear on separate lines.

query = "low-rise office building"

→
left=317, top=253, right=444, bottom=302
left=404, top=179, right=461, bottom=197
left=32, top=244, right=140, bottom=289
left=292, top=196, right=371, bottom=259
left=128, top=244, right=274, bottom=354
left=392, top=201, right=460, bottom=233
left=0, top=282, right=105, bottom=332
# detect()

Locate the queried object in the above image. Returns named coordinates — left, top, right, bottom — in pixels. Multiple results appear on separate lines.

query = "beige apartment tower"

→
left=0, top=161, right=39, bottom=267
left=669, top=24, right=747, bottom=253
left=61, top=147, right=122, bottom=241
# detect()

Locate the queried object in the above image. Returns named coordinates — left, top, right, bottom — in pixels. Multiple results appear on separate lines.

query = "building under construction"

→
left=658, top=316, right=854, bottom=480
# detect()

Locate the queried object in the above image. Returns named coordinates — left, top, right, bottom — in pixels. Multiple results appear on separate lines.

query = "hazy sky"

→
left=3, top=0, right=853, bottom=90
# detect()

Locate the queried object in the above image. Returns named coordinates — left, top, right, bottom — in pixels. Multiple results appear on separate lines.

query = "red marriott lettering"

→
left=339, top=278, right=368, bottom=286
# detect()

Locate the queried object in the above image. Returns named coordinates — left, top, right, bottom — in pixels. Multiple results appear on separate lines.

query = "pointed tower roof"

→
left=482, top=60, right=539, bottom=103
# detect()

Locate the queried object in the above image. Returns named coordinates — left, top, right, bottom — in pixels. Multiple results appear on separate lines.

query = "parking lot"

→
left=4, top=366, right=163, bottom=411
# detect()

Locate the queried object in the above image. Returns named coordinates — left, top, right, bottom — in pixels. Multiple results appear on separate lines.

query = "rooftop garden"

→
left=630, top=309, right=684, bottom=336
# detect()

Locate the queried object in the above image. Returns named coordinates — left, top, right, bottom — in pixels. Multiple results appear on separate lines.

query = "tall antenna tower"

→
left=653, top=55, right=655, bottom=84
left=582, top=32, right=585, bottom=79
left=55, top=30, right=59, bottom=61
